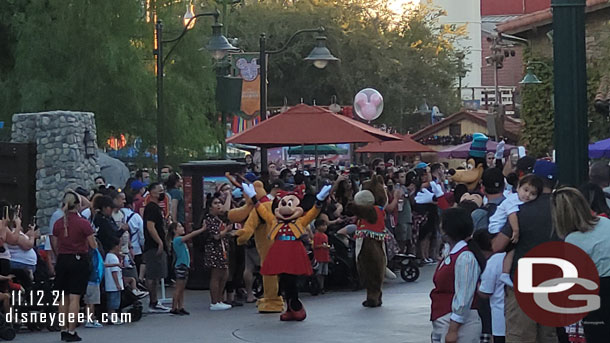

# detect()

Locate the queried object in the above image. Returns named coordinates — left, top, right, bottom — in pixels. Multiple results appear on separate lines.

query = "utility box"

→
left=180, top=160, right=245, bottom=290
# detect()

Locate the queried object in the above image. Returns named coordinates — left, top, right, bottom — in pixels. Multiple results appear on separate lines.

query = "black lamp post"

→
left=552, top=0, right=588, bottom=187
left=154, top=9, right=236, bottom=179
left=258, top=27, right=339, bottom=172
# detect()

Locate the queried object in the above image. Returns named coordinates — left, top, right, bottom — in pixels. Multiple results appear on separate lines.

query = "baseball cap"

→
left=533, top=160, right=557, bottom=181
left=270, top=179, right=284, bottom=190
left=74, top=186, right=90, bottom=197
left=245, top=172, right=258, bottom=183
left=482, top=167, right=505, bottom=191
left=415, top=162, right=428, bottom=170
left=516, top=156, right=536, bottom=175
left=130, top=180, right=146, bottom=192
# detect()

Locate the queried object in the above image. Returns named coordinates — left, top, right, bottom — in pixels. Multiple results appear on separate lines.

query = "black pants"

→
left=492, top=336, right=505, bottom=343
left=583, top=277, right=610, bottom=343
left=279, top=274, right=300, bottom=309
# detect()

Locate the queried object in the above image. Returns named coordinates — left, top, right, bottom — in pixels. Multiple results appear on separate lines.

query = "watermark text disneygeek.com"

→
left=5, top=308, right=131, bottom=327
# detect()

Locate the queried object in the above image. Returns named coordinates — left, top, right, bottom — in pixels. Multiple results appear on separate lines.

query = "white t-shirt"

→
left=488, top=192, right=522, bottom=234
left=7, top=233, right=37, bottom=266
left=479, top=252, right=506, bottom=336
left=120, top=208, right=144, bottom=256
left=104, top=253, right=124, bottom=292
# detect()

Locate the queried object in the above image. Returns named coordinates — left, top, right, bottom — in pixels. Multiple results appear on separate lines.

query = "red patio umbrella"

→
left=226, top=104, right=400, bottom=146
left=356, top=134, right=435, bottom=153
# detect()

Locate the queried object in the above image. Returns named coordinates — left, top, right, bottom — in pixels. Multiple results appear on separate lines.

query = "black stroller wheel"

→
left=400, top=264, right=420, bottom=282
left=129, top=307, right=143, bottom=322
left=0, top=327, right=16, bottom=341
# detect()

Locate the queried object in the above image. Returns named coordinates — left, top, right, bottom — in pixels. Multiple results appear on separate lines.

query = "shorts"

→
left=245, top=247, right=260, bottom=271
left=394, top=223, right=412, bottom=242
left=106, top=291, right=121, bottom=310
left=316, top=262, right=329, bottom=276
left=143, top=250, right=167, bottom=280
left=55, top=254, right=90, bottom=295
left=175, top=264, right=189, bottom=280
left=85, top=284, right=101, bottom=305
left=123, top=266, right=137, bottom=279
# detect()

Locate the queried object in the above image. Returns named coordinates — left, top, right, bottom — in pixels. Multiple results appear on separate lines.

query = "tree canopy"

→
left=1, top=0, right=466, bottom=164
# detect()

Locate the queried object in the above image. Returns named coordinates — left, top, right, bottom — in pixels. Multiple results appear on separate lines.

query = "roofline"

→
left=410, top=110, right=520, bottom=142
left=497, top=0, right=610, bottom=35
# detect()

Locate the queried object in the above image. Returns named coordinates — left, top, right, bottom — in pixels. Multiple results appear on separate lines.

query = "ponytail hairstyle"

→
left=62, top=190, right=80, bottom=237
left=167, top=222, right=178, bottom=242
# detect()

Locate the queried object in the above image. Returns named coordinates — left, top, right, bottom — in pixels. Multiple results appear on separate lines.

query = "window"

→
left=449, top=123, right=461, bottom=136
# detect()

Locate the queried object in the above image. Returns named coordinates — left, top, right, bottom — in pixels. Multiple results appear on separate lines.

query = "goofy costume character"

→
left=242, top=183, right=332, bottom=321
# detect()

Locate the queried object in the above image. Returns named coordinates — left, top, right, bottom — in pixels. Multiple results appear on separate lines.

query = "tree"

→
left=0, top=0, right=221, bottom=166
left=230, top=0, right=466, bottom=133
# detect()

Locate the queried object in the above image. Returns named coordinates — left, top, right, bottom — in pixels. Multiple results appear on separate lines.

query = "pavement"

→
left=12, top=265, right=436, bottom=343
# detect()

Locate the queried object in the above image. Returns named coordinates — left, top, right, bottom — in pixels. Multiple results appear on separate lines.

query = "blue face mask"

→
left=287, top=177, right=295, bottom=185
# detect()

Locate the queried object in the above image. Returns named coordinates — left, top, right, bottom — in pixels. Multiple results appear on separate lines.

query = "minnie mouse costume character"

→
left=242, top=183, right=332, bottom=321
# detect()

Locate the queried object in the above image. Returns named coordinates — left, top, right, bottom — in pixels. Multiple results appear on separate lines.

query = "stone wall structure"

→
left=11, top=111, right=100, bottom=232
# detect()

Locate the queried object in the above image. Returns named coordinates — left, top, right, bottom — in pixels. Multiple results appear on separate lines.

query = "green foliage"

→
left=230, top=0, right=465, bottom=133
left=519, top=50, right=554, bottom=158
left=0, top=0, right=220, bottom=166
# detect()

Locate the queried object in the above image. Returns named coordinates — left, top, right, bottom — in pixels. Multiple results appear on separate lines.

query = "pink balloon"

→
left=354, top=88, right=384, bottom=121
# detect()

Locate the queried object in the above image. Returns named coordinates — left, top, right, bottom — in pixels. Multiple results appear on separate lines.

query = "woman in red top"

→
left=51, top=191, right=97, bottom=342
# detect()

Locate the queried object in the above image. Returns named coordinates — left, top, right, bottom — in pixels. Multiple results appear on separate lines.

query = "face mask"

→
left=287, top=177, right=295, bottom=184
left=161, top=173, right=170, bottom=181
left=158, top=193, right=166, bottom=201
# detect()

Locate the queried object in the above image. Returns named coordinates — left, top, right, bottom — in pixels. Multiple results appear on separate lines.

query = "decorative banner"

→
left=230, top=53, right=261, bottom=118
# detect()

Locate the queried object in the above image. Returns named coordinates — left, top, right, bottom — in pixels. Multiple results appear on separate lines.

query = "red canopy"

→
left=356, top=134, right=435, bottom=153
left=226, top=104, right=400, bottom=147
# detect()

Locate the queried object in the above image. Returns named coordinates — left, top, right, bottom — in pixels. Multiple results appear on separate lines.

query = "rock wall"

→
left=11, top=111, right=100, bottom=232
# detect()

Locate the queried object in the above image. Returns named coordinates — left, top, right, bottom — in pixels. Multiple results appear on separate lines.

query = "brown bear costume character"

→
left=242, top=183, right=332, bottom=321
left=347, top=175, right=388, bottom=307
left=228, top=180, right=284, bottom=313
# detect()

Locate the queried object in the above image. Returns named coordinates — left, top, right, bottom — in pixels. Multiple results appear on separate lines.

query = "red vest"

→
left=354, top=206, right=387, bottom=240
left=429, top=244, right=477, bottom=321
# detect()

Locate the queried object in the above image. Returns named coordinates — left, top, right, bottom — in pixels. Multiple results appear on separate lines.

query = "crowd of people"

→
left=1, top=147, right=609, bottom=341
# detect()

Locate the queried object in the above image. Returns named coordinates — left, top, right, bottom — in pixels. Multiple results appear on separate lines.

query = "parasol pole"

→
left=315, top=144, right=319, bottom=190
left=301, top=144, right=305, bottom=168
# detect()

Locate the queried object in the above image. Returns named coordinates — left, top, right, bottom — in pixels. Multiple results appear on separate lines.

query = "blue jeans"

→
left=106, top=291, right=121, bottom=310
left=10, top=261, right=36, bottom=274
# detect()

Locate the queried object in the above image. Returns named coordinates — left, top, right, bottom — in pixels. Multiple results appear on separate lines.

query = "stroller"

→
left=326, top=232, right=360, bottom=290
left=9, top=249, right=59, bottom=334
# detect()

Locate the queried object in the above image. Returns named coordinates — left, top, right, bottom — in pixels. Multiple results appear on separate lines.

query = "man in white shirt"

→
left=479, top=251, right=507, bottom=343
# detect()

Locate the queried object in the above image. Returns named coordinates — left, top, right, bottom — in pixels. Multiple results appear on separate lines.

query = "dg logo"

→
left=515, top=241, right=600, bottom=327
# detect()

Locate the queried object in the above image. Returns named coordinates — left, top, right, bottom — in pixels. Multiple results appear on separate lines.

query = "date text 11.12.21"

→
left=11, top=290, right=65, bottom=307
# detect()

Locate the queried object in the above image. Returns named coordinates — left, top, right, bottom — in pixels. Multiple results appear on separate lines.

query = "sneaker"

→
left=137, top=281, right=148, bottom=291
left=61, top=331, right=68, bottom=341
left=133, top=289, right=149, bottom=299
left=85, top=320, right=103, bottom=328
left=148, top=303, right=171, bottom=313
left=112, top=320, right=124, bottom=326
left=64, top=332, right=82, bottom=342
left=424, top=258, right=435, bottom=264
left=179, top=308, right=190, bottom=315
left=169, top=309, right=181, bottom=315
left=209, top=302, right=232, bottom=311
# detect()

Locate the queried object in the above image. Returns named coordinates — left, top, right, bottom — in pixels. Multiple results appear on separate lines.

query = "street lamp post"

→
left=258, top=27, right=339, bottom=172
left=154, top=10, right=236, bottom=179
left=552, top=0, right=588, bottom=186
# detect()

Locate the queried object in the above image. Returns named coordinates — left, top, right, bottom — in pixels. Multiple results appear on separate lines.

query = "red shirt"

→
left=313, top=232, right=330, bottom=263
left=52, top=212, right=94, bottom=254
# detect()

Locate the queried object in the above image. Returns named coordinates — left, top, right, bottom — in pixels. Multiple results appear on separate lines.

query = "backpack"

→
left=481, top=202, right=498, bottom=221
left=89, top=248, right=104, bottom=284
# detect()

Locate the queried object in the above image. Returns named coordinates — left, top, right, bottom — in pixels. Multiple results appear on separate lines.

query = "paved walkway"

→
left=12, top=266, right=436, bottom=343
